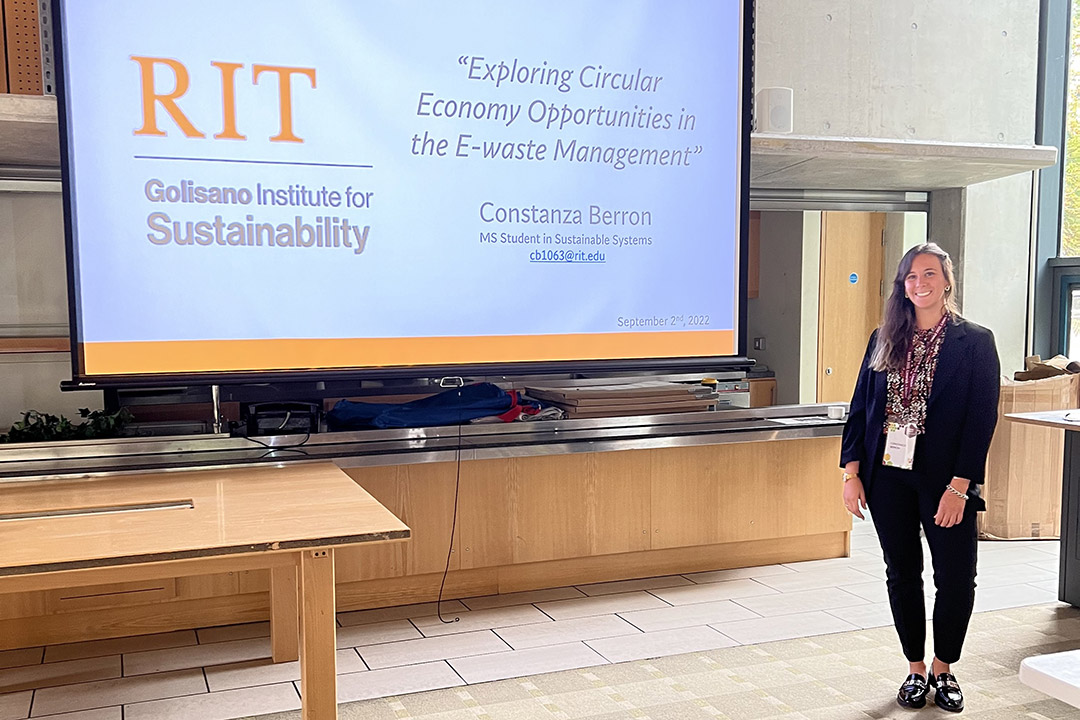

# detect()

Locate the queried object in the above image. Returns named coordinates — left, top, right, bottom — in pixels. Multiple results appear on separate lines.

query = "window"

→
left=1063, top=0, right=1080, bottom=255
left=1048, top=262, right=1080, bottom=357
left=1070, top=286, right=1080, bottom=354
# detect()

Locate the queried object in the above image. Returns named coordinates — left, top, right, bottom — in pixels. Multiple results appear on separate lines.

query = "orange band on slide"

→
left=81, top=330, right=734, bottom=375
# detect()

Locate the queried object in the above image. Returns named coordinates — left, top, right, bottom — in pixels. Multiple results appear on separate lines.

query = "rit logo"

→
left=131, top=56, right=317, bottom=143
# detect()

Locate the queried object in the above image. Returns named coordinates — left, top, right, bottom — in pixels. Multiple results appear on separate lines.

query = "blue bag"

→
left=327, top=382, right=516, bottom=430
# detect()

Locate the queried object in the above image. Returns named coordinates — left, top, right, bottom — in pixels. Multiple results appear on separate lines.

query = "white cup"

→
left=827, top=406, right=846, bottom=420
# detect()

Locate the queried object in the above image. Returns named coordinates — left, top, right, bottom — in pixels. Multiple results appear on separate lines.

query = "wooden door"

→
left=817, top=212, right=885, bottom=403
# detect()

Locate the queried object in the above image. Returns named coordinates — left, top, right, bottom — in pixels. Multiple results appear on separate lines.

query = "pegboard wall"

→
left=0, top=0, right=53, bottom=95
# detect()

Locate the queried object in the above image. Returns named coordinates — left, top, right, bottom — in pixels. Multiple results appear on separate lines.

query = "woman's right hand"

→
left=843, top=475, right=867, bottom=520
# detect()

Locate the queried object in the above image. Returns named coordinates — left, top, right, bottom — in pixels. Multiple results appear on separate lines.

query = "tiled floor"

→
left=0, top=516, right=1066, bottom=719
left=248, top=604, right=1080, bottom=720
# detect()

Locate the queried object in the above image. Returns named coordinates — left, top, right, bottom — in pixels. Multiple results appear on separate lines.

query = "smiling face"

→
left=904, top=252, right=948, bottom=314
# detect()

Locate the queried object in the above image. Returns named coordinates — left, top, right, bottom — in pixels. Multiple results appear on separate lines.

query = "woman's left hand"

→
left=934, top=489, right=966, bottom=527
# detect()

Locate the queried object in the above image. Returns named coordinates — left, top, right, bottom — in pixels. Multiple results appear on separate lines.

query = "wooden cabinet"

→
left=455, top=452, right=652, bottom=567
left=649, top=439, right=843, bottom=547
left=3, top=437, right=849, bottom=648
left=337, top=463, right=461, bottom=582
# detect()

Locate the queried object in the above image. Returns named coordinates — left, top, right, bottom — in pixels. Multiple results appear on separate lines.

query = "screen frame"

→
left=54, top=0, right=753, bottom=388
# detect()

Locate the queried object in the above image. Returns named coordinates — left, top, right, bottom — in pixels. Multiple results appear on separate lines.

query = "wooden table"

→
left=0, top=462, right=410, bottom=719
left=1005, top=410, right=1080, bottom=607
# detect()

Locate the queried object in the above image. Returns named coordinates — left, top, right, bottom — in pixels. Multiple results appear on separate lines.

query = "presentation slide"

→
left=57, top=0, right=747, bottom=377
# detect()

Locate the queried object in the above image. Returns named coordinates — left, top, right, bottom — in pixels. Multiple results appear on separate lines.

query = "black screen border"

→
left=53, top=0, right=754, bottom=389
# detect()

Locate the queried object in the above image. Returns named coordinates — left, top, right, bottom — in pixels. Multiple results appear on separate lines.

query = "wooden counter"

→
left=0, top=435, right=846, bottom=650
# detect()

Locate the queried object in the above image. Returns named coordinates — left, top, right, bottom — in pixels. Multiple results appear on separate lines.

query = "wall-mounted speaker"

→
left=755, top=87, right=793, bottom=134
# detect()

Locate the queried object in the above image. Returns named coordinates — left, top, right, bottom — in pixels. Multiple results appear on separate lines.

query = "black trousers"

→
left=866, top=463, right=978, bottom=665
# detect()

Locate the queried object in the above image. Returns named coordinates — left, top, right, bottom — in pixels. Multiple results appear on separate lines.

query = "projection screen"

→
left=55, top=0, right=751, bottom=382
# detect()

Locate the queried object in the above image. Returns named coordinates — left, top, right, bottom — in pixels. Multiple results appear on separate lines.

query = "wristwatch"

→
left=843, top=472, right=859, bottom=483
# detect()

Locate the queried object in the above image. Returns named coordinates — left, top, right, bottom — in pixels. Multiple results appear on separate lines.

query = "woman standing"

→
left=841, top=243, right=1000, bottom=713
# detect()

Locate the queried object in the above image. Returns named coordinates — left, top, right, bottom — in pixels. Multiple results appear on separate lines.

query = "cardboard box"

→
left=979, top=373, right=1080, bottom=539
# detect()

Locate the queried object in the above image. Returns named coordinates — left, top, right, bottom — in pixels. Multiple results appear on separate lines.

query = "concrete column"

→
left=929, top=188, right=966, bottom=310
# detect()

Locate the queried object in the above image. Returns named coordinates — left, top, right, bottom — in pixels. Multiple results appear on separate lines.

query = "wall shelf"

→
left=0, top=95, right=1060, bottom=191
left=751, top=133, right=1058, bottom=191
left=0, top=94, right=60, bottom=169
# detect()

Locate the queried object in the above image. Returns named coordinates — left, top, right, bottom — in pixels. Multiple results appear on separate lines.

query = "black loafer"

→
left=929, top=670, right=964, bottom=713
left=896, top=672, right=929, bottom=708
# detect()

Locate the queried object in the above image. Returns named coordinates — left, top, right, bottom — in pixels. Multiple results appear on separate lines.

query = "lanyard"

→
left=901, top=315, right=947, bottom=407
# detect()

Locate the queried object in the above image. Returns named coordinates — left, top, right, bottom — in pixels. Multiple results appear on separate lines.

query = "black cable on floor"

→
left=436, top=388, right=463, bottom=624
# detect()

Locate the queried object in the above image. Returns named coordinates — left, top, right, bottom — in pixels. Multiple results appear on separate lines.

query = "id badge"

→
left=883, top=422, right=917, bottom=470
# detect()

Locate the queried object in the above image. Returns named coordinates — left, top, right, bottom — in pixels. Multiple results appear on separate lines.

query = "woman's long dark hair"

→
left=870, top=243, right=959, bottom=372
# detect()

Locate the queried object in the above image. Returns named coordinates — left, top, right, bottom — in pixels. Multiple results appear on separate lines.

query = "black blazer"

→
left=840, top=316, right=1001, bottom=511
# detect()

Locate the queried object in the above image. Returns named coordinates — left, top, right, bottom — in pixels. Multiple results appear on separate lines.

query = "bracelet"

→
left=946, top=484, right=969, bottom=501
left=843, top=472, right=859, bottom=483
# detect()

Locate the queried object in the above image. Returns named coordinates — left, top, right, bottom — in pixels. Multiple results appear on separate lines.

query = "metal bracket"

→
left=211, top=384, right=223, bottom=434
left=37, top=0, right=56, bottom=95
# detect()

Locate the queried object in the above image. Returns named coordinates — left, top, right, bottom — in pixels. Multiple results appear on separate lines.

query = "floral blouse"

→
left=884, top=313, right=949, bottom=435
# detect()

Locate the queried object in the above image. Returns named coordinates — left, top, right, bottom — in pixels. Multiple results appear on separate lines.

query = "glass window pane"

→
left=1063, top=2, right=1080, bottom=256
left=1070, top=287, right=1080, bottom=358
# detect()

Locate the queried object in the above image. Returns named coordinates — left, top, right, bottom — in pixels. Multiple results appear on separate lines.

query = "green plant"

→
left=0, top=407, right=134, bottom=443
